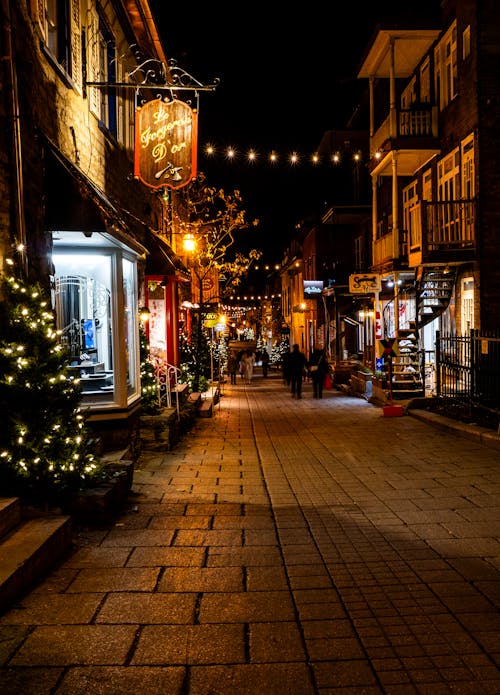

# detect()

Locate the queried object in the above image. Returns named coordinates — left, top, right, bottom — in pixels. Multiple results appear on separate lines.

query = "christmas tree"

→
left=0, top=257, right=102, bottom=508
left=139, top=321, right=161, bottom=414
left=179, top=328, right=210, bottom=392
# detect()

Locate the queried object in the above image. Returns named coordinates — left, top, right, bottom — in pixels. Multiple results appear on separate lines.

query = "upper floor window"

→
left=420, top=58, right=431, bottom=103
left=47, top=0, right=70, bottom=70
left=461, top=134, right=475, bottom=199
left=462, top=25, right=471, bottom=60
left=89, top=6, right=117, bottom=138
left=401, top=77, right=417, bottom=109
left=32, top=0, right=82, bottom=91
left=434, top=21, right=457, bottom=110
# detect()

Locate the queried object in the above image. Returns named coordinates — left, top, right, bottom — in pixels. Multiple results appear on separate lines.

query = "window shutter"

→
left=88, top=5, right=101, bottom=118
left=30, top=0, right=46, bottom=39
left=70, top=0, right=82, bottom=93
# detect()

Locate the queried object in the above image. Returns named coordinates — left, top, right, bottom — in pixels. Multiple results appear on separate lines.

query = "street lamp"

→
left=183, top=233, right=196, bottom=252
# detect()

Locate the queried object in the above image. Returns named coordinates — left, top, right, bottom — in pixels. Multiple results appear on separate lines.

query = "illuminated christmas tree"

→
left=0, top=257, right=101, bottom=508
left=139, top=322, right=161, bottom=414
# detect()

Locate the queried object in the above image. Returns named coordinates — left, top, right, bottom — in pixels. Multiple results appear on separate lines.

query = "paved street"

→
left=1, top=371, right=500, bottom=694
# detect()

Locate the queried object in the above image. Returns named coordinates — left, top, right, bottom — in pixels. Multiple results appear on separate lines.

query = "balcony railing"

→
left=373, top=199, right=476, bottom=269
left=398, top=107, right=434, bottom=137
left=373, top=232, right=394, bottom=268
left=372, top=105, right=438, bottom=154
left=408, top=199, right=476, bottom=265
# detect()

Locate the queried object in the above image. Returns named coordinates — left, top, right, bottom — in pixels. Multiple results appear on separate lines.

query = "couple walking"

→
left=286, top=344, right=329, bottom=399
left=240, top=350, right=255, bottom=384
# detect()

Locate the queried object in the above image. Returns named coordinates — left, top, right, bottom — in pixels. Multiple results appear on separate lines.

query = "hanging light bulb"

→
left=183, top=233, right=196, bottom=252
left=139, top=307, right=151, bottom=322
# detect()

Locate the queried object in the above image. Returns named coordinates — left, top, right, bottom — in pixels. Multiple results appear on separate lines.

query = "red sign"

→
left=134, top=99, right=197, bottom=190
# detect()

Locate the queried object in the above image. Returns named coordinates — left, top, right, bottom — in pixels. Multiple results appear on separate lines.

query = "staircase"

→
left=383, top=266, right=456, bottom=399
left=417, top=267, right=456, bottom=328
left=392, top=322, right=424, bottom=398
left=0, top=498, right=72, bottom=615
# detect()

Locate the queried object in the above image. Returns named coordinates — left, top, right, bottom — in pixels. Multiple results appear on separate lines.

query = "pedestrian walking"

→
left=308, top=347, right=329, bottom=398
left=288, top=343, right=307, bottom=398
left=261, top=350, right=270, bottom=377
left=241, top=350, right=255, bottom=384
left=227, top=351, right=239, bottom=385
left=282, top=349, right=292, bottom=386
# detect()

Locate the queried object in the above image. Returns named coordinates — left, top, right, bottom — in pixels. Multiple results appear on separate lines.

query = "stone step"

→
left=0, top=506, right=72, bottom=614
left=198, top=399, right=213, bottom=418
left=0, top=497, right=21, bottom=538
left=187, top=392, right=202, bottom=405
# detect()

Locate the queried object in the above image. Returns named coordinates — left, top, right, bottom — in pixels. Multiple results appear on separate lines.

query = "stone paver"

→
left=1, top=373, right=500, bottom=693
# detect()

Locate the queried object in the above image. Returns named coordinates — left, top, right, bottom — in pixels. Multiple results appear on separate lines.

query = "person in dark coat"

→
left=288, top=344, right=308, bottom=398
left=227, top=351, right=239, bottom=385
left=282, top=350, right=292, bottom=386
left=261, top=350, right=270, bottom=377
left=308, top=347, right=329, bottom=398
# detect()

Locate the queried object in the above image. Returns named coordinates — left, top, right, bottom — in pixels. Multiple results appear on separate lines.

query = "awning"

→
left=44, top=146, right=111, bottom=234
left=144, top=228, right=190, bottom=280
left=43, top=138, right=189, bottom=279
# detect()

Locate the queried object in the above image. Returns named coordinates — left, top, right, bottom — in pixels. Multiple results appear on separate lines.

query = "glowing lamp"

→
left=139, top=307, right=151, bottom=322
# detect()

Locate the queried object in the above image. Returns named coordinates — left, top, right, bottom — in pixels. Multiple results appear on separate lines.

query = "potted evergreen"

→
left=0, top=256, right=111, bottom=513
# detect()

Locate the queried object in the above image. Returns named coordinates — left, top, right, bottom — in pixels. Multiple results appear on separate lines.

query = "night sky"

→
left=148, top=2, right=441, bottom=262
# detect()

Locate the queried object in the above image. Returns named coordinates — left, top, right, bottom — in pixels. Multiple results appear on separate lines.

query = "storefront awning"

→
left=43, top=139, right=189, bottom=278
left=44, top=146, right=110, bottom=234
left=144, top=228, right=190, bottom=280
left=44, top=143, right=150, bottom=256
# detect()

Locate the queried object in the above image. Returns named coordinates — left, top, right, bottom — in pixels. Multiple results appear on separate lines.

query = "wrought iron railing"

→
left=435, top=329, right=500, bottom=426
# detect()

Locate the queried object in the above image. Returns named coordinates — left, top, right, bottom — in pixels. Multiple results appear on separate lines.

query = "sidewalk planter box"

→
left=371, top=378, right=390, bottom=404
left=63, top=460, right=134, bottom=522
left=351, top=371, right=373, bottom=397
left=140, top=408, right=180, bottom=451
left=333, top=365, right=352, bottom=385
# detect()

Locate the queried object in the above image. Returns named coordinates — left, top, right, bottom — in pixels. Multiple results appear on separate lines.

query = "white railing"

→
left=150, top=357, right=182, bottom=418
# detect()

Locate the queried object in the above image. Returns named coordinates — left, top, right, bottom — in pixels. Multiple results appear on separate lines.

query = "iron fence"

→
left=435, top=329, right=500, bottom=425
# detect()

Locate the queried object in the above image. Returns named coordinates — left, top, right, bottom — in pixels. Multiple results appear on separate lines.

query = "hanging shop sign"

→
left=303, top=280, right=324, bottom=299
left=134, top=99, right=198, bottom=190
left=349, top=273, right=381, bottom=293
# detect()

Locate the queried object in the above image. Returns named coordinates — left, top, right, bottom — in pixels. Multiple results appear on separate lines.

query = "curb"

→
left=408, top=408, right=500, bottom=451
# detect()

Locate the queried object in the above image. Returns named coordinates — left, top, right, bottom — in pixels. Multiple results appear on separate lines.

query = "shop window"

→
left=52, top=237, right=139, bottom=407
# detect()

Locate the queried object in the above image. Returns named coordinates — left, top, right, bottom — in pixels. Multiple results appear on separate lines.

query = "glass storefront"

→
left=52, top=232, right=140, bottom=408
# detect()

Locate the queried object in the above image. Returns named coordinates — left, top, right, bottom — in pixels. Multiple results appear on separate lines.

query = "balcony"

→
left=370, top=105, right=440, bottom=177
left=372, top=226, right=407, bottom=272
left=407, top=200, right=477, bottom=267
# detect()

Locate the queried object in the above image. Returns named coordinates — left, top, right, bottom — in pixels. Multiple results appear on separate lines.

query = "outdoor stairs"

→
left=417, top=266, right=456, bottom=328
left=0, top=497, right=72, bottom=615
left=383, top=266, right=456, bottom=399
left=391, top=322, right=425, bottom=399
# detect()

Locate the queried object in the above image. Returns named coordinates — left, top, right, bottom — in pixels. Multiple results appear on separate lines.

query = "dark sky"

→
left=148, top=2, right=441, bottom=262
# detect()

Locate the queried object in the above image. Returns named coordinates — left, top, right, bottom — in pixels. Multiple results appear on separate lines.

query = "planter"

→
left=140, top=401, right=198, bottom=451
left=62, top=460, right=134, bottom=522
left=371, top=380, right=390, bottom=404
left=351, top=372, right=373, bottom=397
left=140, top=408, right=180, bottom=451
